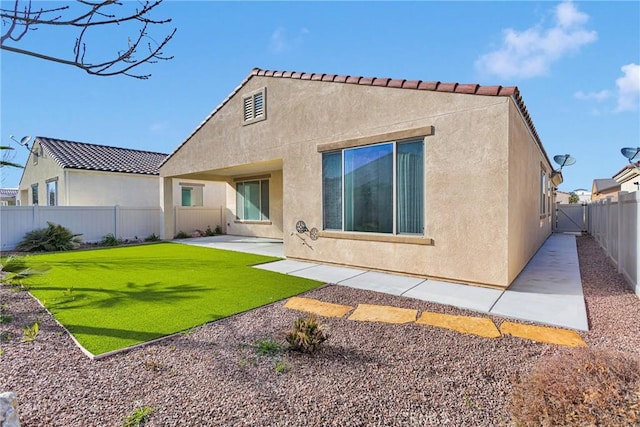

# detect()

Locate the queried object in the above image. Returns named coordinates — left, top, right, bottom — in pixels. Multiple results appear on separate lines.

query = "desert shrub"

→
left=510, top=347, right=640, bottom=426
left=0, top=256, right=44, bottom=288
left=101, top=233, right=120, bottom=246
left=174, top=230, right=189, bottom=239
left=285, top=316, right=329, bottom=354
left=16, top=222, right=82, bottom=252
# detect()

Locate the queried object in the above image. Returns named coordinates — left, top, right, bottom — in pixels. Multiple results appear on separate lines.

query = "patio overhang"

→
left=164, top=159, right=283, bottom=182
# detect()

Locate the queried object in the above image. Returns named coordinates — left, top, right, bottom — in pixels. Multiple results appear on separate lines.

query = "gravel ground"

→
left=1, top=235, right=638, bottom=426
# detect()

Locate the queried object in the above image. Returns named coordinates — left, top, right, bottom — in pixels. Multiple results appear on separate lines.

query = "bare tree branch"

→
left=1, top=0, right=175, bottom=79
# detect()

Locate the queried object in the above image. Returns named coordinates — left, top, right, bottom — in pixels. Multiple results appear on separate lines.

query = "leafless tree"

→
left=1, top=0, right=176, bottom=79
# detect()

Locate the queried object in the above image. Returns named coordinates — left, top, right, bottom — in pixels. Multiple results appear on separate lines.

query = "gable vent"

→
left=242, top=88, right=266, bottom=125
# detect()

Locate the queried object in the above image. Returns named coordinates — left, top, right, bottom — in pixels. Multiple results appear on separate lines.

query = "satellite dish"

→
left=19, top=136, right=32, bottom=146
left=553, top=154, right=576, bottom=170
left=621, top=147, right=640, bottom=163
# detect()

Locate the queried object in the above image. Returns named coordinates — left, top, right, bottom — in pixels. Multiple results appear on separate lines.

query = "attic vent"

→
left=242, top=88, right=266, bottom=125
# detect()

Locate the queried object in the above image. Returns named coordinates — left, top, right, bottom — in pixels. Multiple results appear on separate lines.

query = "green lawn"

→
left=19, top=243, right=321, bottom=356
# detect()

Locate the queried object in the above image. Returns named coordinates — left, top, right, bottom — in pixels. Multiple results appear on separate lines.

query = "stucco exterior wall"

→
left=507, top=102, right=554, bottom=284
left=17, top=144, right=68, bottom=205
left=64, top=170, right=160, bottom=206
left=171, top=178, right=226, bottom=207
left=161, top=76, right=545, bottom=288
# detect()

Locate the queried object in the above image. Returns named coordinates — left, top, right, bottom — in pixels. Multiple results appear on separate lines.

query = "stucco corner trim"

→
left=316, top=126, right=434, bottom=153
left=318, top=231, right=434, bottom=246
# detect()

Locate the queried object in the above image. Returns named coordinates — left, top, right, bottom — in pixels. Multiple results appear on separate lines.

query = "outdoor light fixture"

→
left=9, top=135, right=38, bottom=157
left=621, top=147, right=640, bottom=169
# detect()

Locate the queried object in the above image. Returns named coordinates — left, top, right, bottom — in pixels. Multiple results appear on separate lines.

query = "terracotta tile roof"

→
left=162, top=67, right=545, bottom=167
left=36, top=137, right=168, bottom=175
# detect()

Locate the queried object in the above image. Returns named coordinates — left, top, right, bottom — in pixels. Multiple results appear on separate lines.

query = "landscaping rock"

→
left=0, top=392, right=20, bottom=427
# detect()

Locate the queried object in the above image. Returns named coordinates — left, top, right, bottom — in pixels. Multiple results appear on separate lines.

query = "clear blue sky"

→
left=1, top=1, right=638, bottom=192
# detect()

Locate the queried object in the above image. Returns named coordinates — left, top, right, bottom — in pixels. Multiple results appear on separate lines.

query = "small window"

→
left=180, top=183, right=204, bottom=207
left=540, top=170, right=547, bottom=215
left=236, top=179, right=269, bottom=221
left=242, top=88, right=266, bottom=125
left=46, top=179, right=58, bottom=206
left=31, top=184, right=39, bottom=205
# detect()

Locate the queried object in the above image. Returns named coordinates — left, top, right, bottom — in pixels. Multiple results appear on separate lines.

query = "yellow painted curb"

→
left=500, top=321, right=587, bottom=347
left=416, top=312, right=501, bottom=338
left=348, top=303, right=417, bottom=324
left=284, top=297, right=354, bottom=318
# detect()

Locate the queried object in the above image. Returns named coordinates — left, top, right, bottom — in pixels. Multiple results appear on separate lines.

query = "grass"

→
left=19, top=243, right=322, bottom=355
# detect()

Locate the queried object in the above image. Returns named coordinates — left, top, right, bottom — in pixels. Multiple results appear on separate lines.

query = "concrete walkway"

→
left=177, top=233, right=588, bottom=331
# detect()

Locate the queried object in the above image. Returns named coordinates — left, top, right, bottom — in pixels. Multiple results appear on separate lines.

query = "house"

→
left=612, top=162, right=640, bottom=193
left=17, top=137, right=224, bottom=208
left=0, top=188, right=18, bottom=206
left=591, top=179, right=621, bottom=201
left=159, top=68, right=562, bottom=289
left=573, top=188, right=591, bottom=203
left=555, top=190, right=571, bottom=204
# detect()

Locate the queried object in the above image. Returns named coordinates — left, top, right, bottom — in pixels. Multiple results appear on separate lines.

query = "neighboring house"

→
left=612, top=162, right=640, bottom=193
left=18, top=137, right=167, bottom=207
left=591, top=179, right=621, bottom=201
left=0, top=188, right=18, bottom=205
left=17, top=137, right=224, bottom=208
left=573, top=188, right=591, bottom=203
left=159, top=68, right=562, bottom=289
left=555, top=190, right=571, bottom=204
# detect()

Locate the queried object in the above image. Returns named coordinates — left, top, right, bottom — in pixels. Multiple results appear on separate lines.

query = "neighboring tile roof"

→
left=592, top=178, right=620, bottom=193
left=37, top=137, right=168, bottom=175
left=0, top=188, right=18, bottom=198
left=162, top=67, right=545, bottom=167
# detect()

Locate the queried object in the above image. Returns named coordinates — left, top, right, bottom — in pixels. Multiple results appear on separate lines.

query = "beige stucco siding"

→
left=65, top=170, right=160, bottom=206
left=17, top=147, right=68, bottom=205
left=507, top=101, right=553, bottom=284
left=161, top=76, right=521, bottom=287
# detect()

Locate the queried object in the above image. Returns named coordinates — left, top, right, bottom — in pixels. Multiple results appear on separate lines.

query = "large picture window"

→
left=236, top=179, right=269, bottom=221
left=322, top=139, right=424, bottom=234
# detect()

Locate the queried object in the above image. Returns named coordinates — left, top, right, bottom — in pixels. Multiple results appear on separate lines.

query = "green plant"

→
left=16, top=222, right=82, bottom=252
left=214, top=225, right=222, bottom=235
left=510, top=347, right=640, bottom=426
left=101, top=233, right=121, bottom=246
left=174, top=230, right=189, bottom=239
left=285, top=316, right=329, bottom=354
left=144, top=233, right=160, bottom=242
left=0, top=332, right=12, bottom=342
left=0, top=349, right=4, bottom=357
left=123, top=405, right=157, bottom=427
left=274, top=359, right=291, bottom=373
left=253, top=338, right=285, bottom=356
left=205, top=225, right=215, bottom=236
left=0, top=256, right=42, bottom=287
left=22, top=321, right=39, bottom=342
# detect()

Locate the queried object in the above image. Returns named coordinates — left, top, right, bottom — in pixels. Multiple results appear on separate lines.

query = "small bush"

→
left=123, top=405, right=156, bottom=427
left=144, top=233, right=160, bottom=242
left=205, top=225, right=215, bottom=236
left=174, top=230, right=189, bottom=239
left=214, top=225, right=222, bottom=235
left=253, top=338, right=285, bottom=356
left=510, top=347, right=640, bottom=426
left=16, top=222, right=82, bottom=252
left=1, top=256, right=43, bottom=287
left=102, top=233, right=120, bottom=246
left=285, top=316, right=329, bottom=354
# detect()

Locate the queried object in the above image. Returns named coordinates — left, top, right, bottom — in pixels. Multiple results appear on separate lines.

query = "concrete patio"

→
left=177, top=233, right=589, bottom=331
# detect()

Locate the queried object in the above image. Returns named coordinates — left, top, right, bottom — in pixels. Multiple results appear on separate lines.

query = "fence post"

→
left=114, top=205, right=119, bottom=238
left=617, top=192, right=626, bottom=274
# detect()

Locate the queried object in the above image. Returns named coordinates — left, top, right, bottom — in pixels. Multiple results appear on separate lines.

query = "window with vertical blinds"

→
left=322, top=139, right=424, bottom=235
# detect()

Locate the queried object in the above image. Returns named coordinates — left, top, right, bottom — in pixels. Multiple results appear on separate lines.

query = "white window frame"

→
left=46, top=178, right=58, bottom=206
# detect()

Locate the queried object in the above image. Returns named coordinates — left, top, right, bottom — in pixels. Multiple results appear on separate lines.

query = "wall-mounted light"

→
left=9, top=135, right=39, bottom=157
